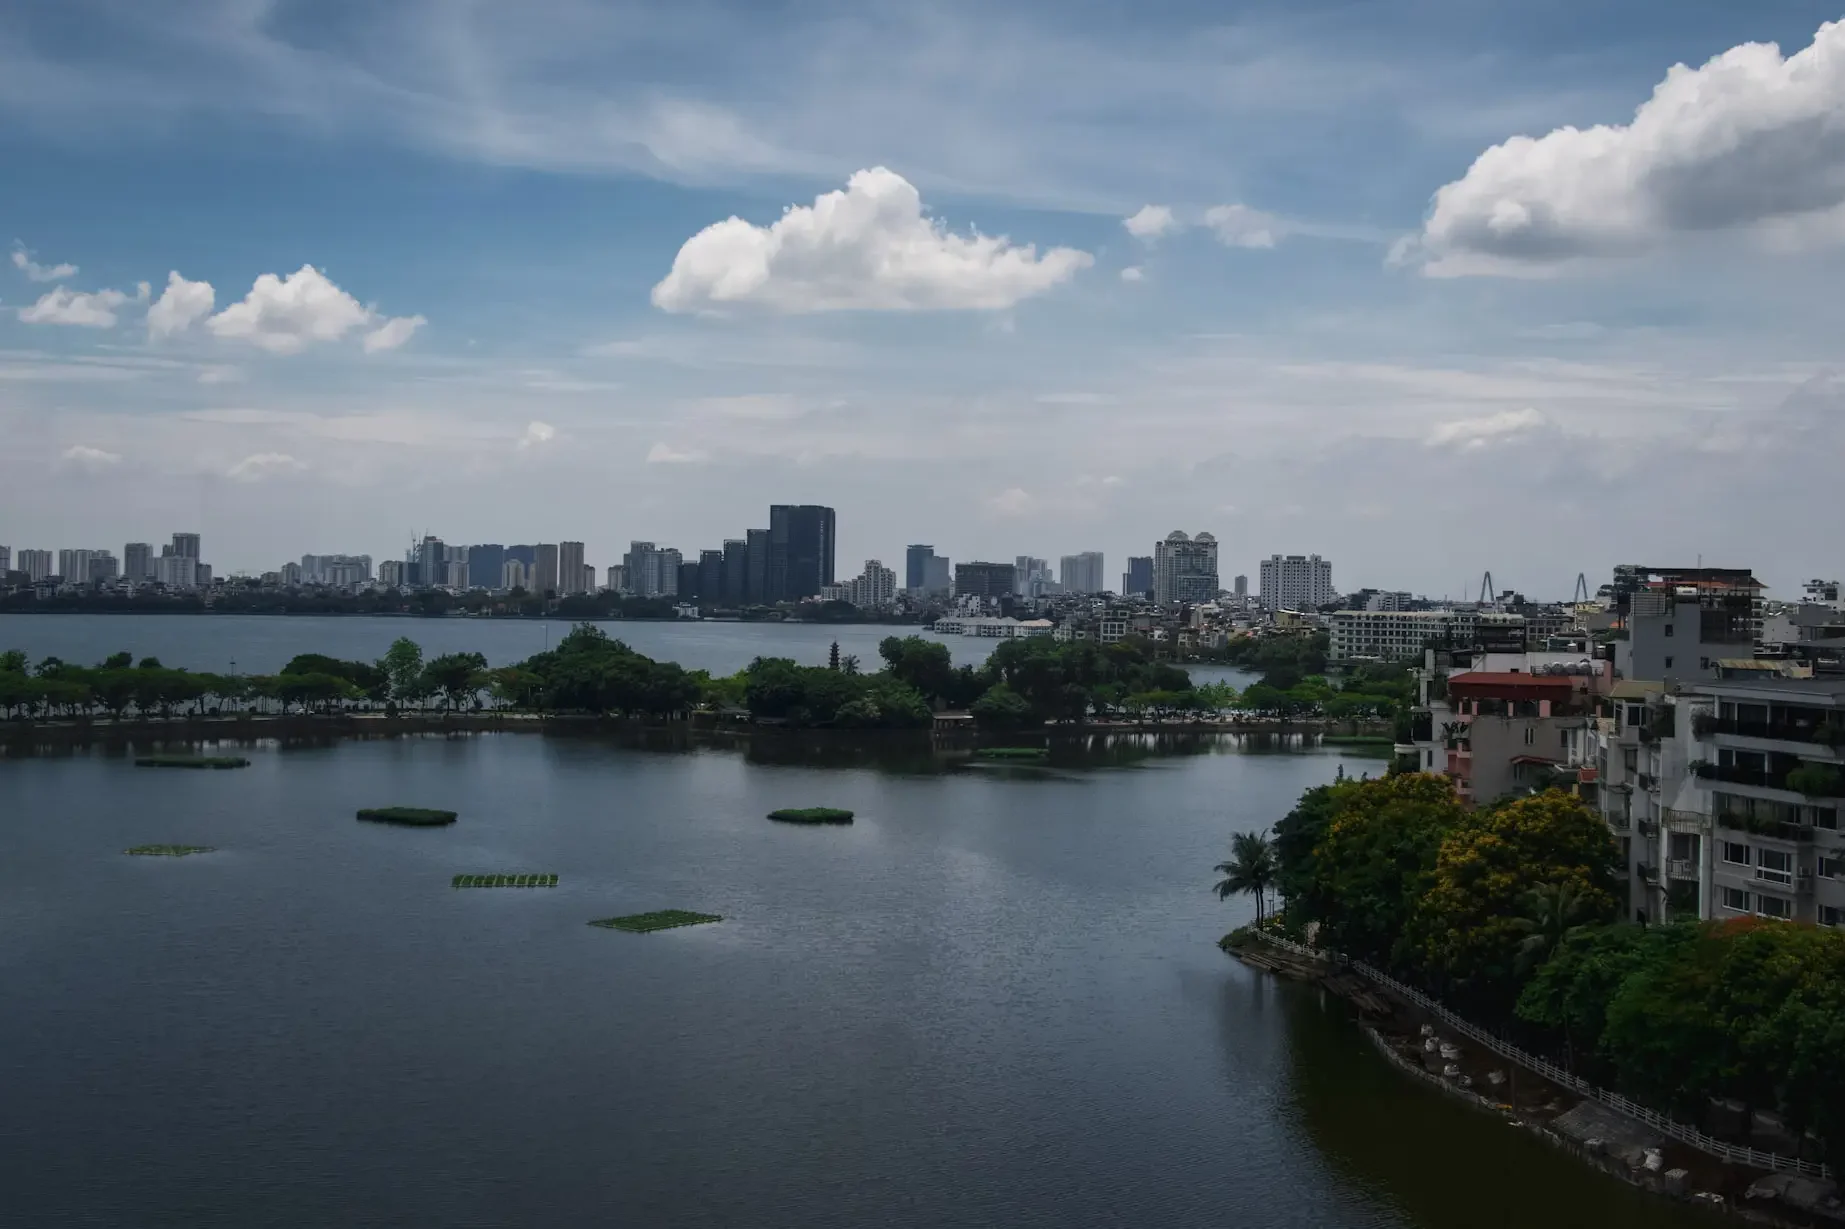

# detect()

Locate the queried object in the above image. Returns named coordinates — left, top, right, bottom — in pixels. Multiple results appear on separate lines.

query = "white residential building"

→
left=834, top=559, right=897, bottom=609
left=1259, top=553, right=1335, bottom=612
left=16, top=549, right=51, bottom=582
left=1060, top=551, right=1106, bottom=595
left=501, top=559, right=529, bottom=590
left=1152, top=531, right=1218, bottom=607
left=1330, top=609, right=1529, bottom=662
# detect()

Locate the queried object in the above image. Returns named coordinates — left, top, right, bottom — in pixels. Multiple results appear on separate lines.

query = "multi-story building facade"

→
left=501, top=559, right=528, bottom=591
left=379, top=559, right=406, bottom=588
left=123, top=542, right=152, bottom=582
left=1059, top=551, right=1105, bottom=595
left=697, top=550, right=724, bottom=604
left=0, top=545, right=10, bottom=576
left=1258, top=553, right=1335, bottom=612
left=955, top=561, right=1017, bottom=602
left=152, top=554, right=198, bottom=588
left=1614, top=570, right=1762, bottom=685
left=300, top=554, right=373, bottom=589
left=467, top=544, right=505, bottom=591
left=1409, top=666, right=1599, bottom=808
left=722, top=539, right=749, bottom=606
left=834, top=559, right=897, bottom=609
left=558, top=541, right=587, bottom=594
left=17, top=549, right=52, bottom=582
left=169, top=533, right=201, bottom=560
left=1014, top=556, right=1049, bottom=597
left=768, top=504, right=835, bottom=602
left=1122, top=556, right=1153, bottom=599
left=621, top=542, right=681, bottom=598
left=906, top=545, right=936, bottom=593
left=1152, top=532, right=1218, bottom=607
left=533, top=543, right=560, bottom=595
left=1330, top=609, right=1530, bottom=662
left=604, top=564, right=622, bottom=593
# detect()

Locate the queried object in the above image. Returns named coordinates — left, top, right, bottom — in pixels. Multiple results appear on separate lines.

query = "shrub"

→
left=590, top=911, right=722, bottom=933
left=767, top=807, right=854, bottom=824
left=357, top=807, right=458, bottom=826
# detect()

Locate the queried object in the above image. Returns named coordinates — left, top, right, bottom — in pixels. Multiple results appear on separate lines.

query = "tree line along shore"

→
left=1216, top=773, right=1845, bottom=1175
left=0, top=626, right=1409, bottom=732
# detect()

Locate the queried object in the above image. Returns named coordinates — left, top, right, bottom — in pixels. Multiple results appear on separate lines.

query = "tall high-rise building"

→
left=698, top=550, right=724, bottom=604
left=906, top=545, right=935, bottom=592
left=17, top=549, right=53, bottom=583
left=922, top=554, right=951, bottom=596
left=123, top=542, right=153, bottom=582
left=559, top=542, right=587, bottom=595
left=58, top=549, right=99, bottom=585
left=467, top=544, right=505, bottom=590
left=1258, top=554, right=1335, bottom=612
left=152, top=554, right=198, bottom=588
left=1059, top=552, right=1105, bottom=594
left=746, top=528, right=770, bottom=603
left=836, top=559, right=897, bottom=608
left=604, top=564, right=623, bottom=592
left=379, top=559, right=405, bottom=588
left=1014, top=556, right=1048, bottom=596
left=768, top=504, right=835, bottom=602
left=1152, top=532, right=1219, bottom=607
left=1234, top=574, right=1249, bottom=599
left=580, top=564, right=598, bottom=594
left=533, top=543, right=560, bottom=594
left=414, top=536, right=447, bottom=589
left=1122, top=556, right=1153, bottom=598
left=506, top=544, right=538, bottom=570
left=955, top=561, right=1017, bottom=601
left=170, top=533, right=200, bottom=560
left=0, top=545, right=10, bottom=575
left=621, top=542, right=684, bottom=598
left=678, top=560, right=700, bottom=601
left=722, top=539, right=749, bottom=606
left=501, top=559, right=528, bottom=590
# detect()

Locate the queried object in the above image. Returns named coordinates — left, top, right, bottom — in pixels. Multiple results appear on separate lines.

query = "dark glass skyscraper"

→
left=722, top=539, right=748, bottom=606
left=467, top=544, right=505, bottom=591
left=767, top=504, right=835, bottom=602
left=905, top=544, right=934, bottom=592
left=746, top=527, right=770, bottom=604
left=698, top=550, right=724, bottom=604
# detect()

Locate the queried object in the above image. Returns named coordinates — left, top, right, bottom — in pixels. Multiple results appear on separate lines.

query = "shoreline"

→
left=1225, top=932, right=1841, bottom=1227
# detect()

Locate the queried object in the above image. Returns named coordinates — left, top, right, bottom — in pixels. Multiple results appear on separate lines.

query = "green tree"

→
left=1215, top=830, right=1278, bottom=925
left=879, top=636, right=957, bottom=701
left=1507, top=881, right=1605, bottom=976
left=0, top=649, right=28, bottom=674
left=1303, top=773, right=1464, bottom=967
left=100, top=651, right=134, bottom=670
left=970, top=682, right=1033, bottom=731
left=382, top=637, right=425, bottom=705
left=422, top=652, right=489, bottom=710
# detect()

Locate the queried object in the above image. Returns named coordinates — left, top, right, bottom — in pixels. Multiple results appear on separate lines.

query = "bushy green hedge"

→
left=767, top=807, right=854, bottom=824
left=357, top=807, right=458, bottom=826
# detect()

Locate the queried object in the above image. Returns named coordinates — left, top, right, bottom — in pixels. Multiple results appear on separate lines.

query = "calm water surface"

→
left=0, top=733, right=1718, bottom=1228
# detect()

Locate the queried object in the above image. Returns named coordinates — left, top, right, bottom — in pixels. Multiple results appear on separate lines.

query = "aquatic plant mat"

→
left=124, top=845, right=215, bottom=857
left=452, top=873, right=558, bottom=888
left=589, top=910, right=722, bottom=933
left=974, top=747, right=1049, bottom=759
left=134, top=755, right=250, bottom=769
left=767, top=807, right=855, bottom=824
left=357, top=807, right=458, bottom=826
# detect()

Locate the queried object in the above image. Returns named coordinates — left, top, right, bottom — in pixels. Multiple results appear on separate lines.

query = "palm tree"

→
left=1507, top=882, right=1601, bottom=974
left=1215, top=830, right=1278, bottom=925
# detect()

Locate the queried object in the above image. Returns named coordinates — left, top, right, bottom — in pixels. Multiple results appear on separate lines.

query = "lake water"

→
left=0, top=731, right=1718, bottom=1228
left=3, top=614, right=1058, bottom=675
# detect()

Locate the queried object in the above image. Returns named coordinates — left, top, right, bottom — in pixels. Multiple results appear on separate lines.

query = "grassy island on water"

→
left=124, top=844, right=215, bottom=857
left=134, top=754, right=250, bottom=769
left=590, top=910, right=722, bottom=933
left=452, top=873, right=557, bottom=888
left=974, top=747, right=1050, bottom=761
left=767, top=807, right=855, bottom=825
left=357, top=807, right=458, bottom=826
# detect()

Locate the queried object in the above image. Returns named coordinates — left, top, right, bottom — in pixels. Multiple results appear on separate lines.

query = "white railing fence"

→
left=1245, top=930, right=1832, bottom=1181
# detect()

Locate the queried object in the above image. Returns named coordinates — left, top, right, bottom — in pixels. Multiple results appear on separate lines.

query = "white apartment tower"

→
left=1259, top=553, right=1335, bottom=612
left=1153, top=532, right=1219, bottom=607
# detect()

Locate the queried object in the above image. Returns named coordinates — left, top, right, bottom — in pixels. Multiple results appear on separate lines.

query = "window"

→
left=1425, top=749, right=1434, bottom=769
left=1669, top=833, right=1696, bottom=861
left=1755, top=893, right=1792, bottom=919
left=1625, top=705, right=1644, bottom=728
left=1722, top=841, right=1750, bottom=865
left=1821, top=856, right=1842, bottom=879
left=1664, top=656, right=1674, bottom=669
left=1624, top=749, right=1638, bottom=772
left=1721, top=886, right=1749, bottom=911
left=1756, top=848, right=1794, bottom=885
left=1664, top=624, right=1674, bottom=637
left=1823, top=906, right=1844, bottom=928
left=1523, top=728, right=1535, bottom=746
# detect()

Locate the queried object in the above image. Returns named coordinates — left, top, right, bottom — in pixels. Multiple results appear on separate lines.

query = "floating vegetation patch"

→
left=1319, top=735, right=1395, bottom=746
left=452, top=873, right=557, bottom=888
left=590, top=910, right=722, bottom=933
left=767, top=807, right=855, bottom=824
left=124, top=844, right=216, bottom=857
left=974, top=747, right=1049, bottom=761
left=357, top=807, right=458, bottom=827
left=134, top=754, right=250, bottom=769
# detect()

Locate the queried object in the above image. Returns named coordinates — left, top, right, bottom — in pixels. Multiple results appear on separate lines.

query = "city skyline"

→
left=3, top=3, right=1844, bottom=596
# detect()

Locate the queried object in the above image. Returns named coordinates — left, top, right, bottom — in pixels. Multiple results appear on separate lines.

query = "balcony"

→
left=1694, top=714, right=1845, bottom=748
left=1637, top=818, right=1659, bottom=836
left=1717, top=812, right=1816, bottom=843
left=1667, top=857, right=1699, bottom=880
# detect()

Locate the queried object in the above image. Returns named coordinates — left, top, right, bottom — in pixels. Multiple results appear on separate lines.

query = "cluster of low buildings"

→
left=1401, top=569, right=1845, bottom=931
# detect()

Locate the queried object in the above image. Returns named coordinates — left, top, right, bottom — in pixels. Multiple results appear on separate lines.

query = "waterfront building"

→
left=0, top=545, right=9, bottom=576
left=1122, top=556, right=1153, bottom=599
left=1408, top=663, right=1601, bottom=809
left=922, top=554, right=950, bottom=596
left=1258, top=553, right=1335, bottom=612
left=16, top=549, right=50, bottom=582
left=768, top=504, right=835, bottom=602
left=930, top=615, right=1054, bottom=638
left=533, top=543, right=559, bottom=595
left=1153, top=532, right=1219, bottom=607
left=152, top=554, right=197, bottom=588
left=501, top=559, right=528, bottom=590
left=505, top=544, right=538, bottom=573
left=123, top=542, right=152, bottom=582
left=678, top=560, right=700, bottom=601
left=559, top=541, right=587, bottom=594
left=1059, top=551, right=1106, bottom=595
left=1329, top=609, right=1530, bottom=662
left=837, top=559, right=897, bottom=609
left=379, top=560, right=405, bottom=588
left=621, top=542, right=682, bottom=598
left=746, top=528, right=770, bottom=602
left=467, top=544, right=505, bottom=591
left=955, top=561, right=1017, bottom=601
left=170, top=533, right=200, bottom=560
left=698, top=550, right=724, bottom=604
left=298, top=554, right=372, bottom=589
left=446, top=559, right=468, bottom=589
left=722, top=538, right=749, bottom=606
left=1014, top=556, right=1049, bottom=597
left=57, top=548, right=117, bottom=585
left=281, top=562, right=303, bottom=587
left=905, top=545, right=952, bottom=596
left=604, top=564, right=623, bottom=593
left=906, top=545, right=934, bottom=592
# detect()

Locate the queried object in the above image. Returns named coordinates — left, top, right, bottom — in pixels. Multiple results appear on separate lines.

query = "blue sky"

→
left=3, top=0, right=1844, bottom=596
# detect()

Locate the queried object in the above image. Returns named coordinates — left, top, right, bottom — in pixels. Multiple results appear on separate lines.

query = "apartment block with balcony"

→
left=1409, top=668, right=1593, bottom=809
left=1682, top=677, right=1845, bottom=928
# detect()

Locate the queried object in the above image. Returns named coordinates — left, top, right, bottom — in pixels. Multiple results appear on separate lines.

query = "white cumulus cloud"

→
left=146, top=271, right=216, bottom=339
left=18, top=286, right=131, bottom=327
left=12, top=246, right=77, bottom=282
left=651, top=167, right=1092, bottom=313
left=986, top=486, right=1036, bottom=516
left=1412, top=19, right=1845, bottom=275
left=1204, top=204, right=1278, bottom=249
left=363, top=314, right=426, bottom=353
left=208, top=265, right=409, bottom=354
left=226, top=452, right=307, bottom=482
left=1120, top=266, right=1145, bottom=282
left=517, top=420, right=556, bottom=449
left=1427, top=407, right=1549, bottom=449
left=61, top=444, right=123, bottom=470
left=1123, top=205, right=1177, bottom=241
left=646, top=441, right=710, bottom=464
